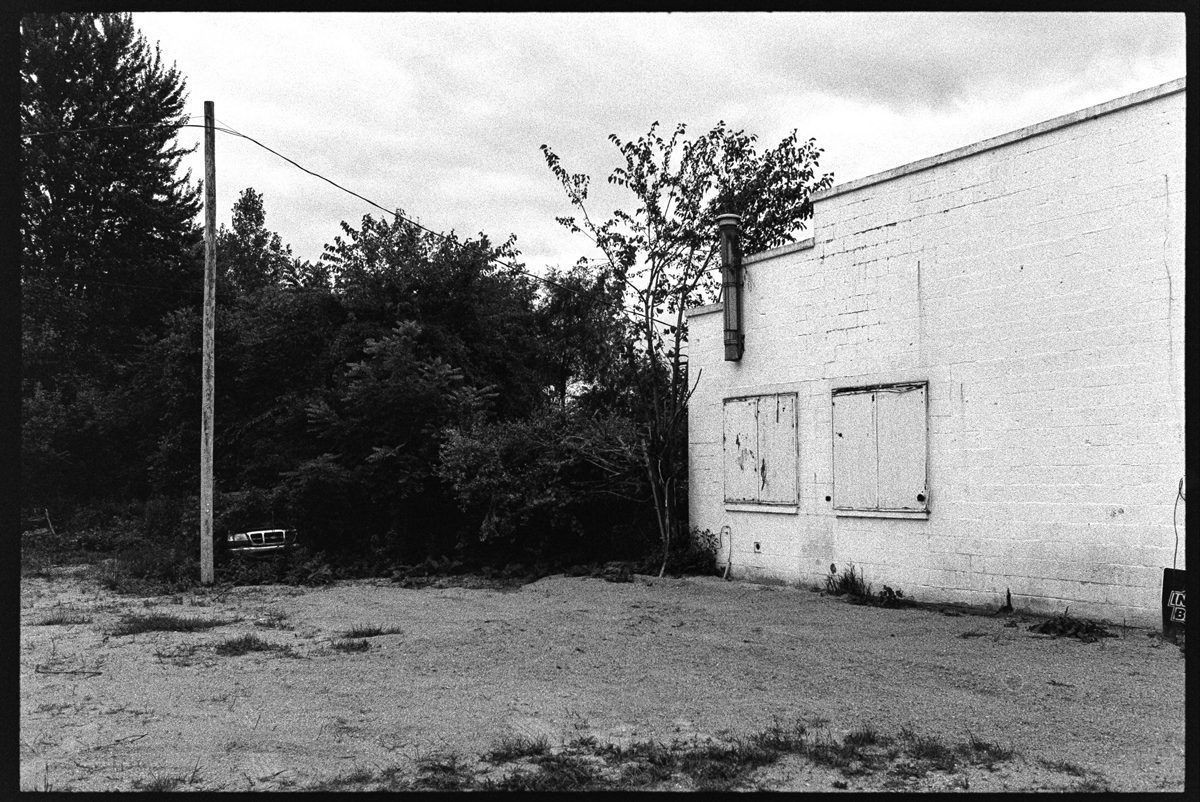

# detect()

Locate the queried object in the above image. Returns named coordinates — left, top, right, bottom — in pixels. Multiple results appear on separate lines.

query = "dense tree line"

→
left=20, top=12, right=829, bottom=575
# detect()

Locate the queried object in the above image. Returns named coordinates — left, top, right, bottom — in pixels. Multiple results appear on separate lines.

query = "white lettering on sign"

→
left=1167, top=589, right=1186, bottom=623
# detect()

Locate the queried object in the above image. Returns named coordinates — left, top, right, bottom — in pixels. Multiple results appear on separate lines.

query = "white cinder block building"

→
left=686, top=78, right=1185, bottom=626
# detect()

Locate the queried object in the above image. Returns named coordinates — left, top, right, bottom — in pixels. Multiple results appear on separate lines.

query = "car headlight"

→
left=228, top=532, right=250, bottom=544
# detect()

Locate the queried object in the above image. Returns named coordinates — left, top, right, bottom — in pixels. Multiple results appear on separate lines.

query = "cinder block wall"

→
left=687, top=81, right=1185, bottom=625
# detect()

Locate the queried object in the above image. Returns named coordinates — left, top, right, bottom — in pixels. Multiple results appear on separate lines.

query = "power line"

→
left=209, top=125, right=677, bottom=324
left=21, top=117, right=206, bottom=139
left=23, top=117, right=692, bottom=329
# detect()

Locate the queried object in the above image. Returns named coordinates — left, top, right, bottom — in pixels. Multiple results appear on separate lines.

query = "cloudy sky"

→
left=132, top=11, right=1185, bottom=272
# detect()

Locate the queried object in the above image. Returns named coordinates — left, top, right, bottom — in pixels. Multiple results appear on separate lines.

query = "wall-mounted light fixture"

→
left=716, top=212, right=744, bottom=361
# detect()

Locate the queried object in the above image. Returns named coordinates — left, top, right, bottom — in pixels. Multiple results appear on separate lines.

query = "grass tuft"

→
left=618, top=758, right=674, bottom=787
left=958, top=733, right=1013, bottom=768
left=484, top=734, right=551, bottom=763
left=415, top=753, right=476, bottom=790
left=306, top=765, right=411, bottom=792
left=493, top=752, right=602, bottom=791
left=745, top=715, right=807, bottom=753
left=35, top=610, right=93, bottom=626
left=843, top=724, right=889, bottom=748
left=825, top=563, right=870, bottom=597
left=214, top=633, right=290, bottom=656
left=110, top=612, right=229, bottom=636
left=342, top=623, right=402, bottom=638
left=1038, top=757, right=1089, bottom=777
left=131, top=774, right=187, bottom=792
left=331, top=638, right=371, bottom=653
left=899, top=728, right=957, bottom=772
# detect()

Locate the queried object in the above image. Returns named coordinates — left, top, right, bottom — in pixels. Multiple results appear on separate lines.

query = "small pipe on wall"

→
left=717, top=213, right=744, bottom=361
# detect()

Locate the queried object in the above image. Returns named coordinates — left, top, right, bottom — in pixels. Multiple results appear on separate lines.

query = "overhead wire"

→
left=22, top=117, right=687, bottom=330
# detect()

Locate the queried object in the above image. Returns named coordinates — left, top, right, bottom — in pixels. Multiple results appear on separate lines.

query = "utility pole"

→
left=200, top=100, right=216, bottom=585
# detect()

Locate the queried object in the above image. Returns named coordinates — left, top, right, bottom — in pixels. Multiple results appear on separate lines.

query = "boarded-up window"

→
left=723, top=393, right=797, bottom=506
left=832, top=383, right=927, bottom=513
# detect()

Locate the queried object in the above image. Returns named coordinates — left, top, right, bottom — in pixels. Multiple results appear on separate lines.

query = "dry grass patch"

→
left=331, top=638, right=371, bottom=653
left=213, top=633, right=294, bottom=657
left=341, top=623, right=402, bottom=638
left=109, top=612, right=232, bottom=636
left=484, top=734, right=551, bottom=762
left=34, top=610, right=93, bottom=626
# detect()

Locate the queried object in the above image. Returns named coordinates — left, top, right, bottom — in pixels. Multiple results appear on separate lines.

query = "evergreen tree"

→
left=217, top=187, right=296, bottom=296
left=21, top=12, right=202, bottom=386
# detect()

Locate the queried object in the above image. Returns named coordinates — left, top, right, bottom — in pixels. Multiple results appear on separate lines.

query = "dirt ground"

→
left=20, top=566, right=1186, bottom=792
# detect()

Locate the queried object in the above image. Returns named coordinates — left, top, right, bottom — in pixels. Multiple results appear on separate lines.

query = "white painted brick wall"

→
left=687, top=84, right=1185, bottom=626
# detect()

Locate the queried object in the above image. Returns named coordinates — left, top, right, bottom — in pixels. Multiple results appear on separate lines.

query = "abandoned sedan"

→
left=221, top=528, right=298, bottom=557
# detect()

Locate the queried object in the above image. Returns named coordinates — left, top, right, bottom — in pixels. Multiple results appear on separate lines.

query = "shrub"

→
left=438, top=408, right=652, bottom=565
left=652, top=527, right=722, bottom=577
left=213, top=487, right=288, bottom=542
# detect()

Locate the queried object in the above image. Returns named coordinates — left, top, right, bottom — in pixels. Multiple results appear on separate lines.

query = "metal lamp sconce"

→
left=717, top=213, right=744, bottom=361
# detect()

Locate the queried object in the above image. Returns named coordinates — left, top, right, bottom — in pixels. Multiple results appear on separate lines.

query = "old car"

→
left=220, top=528, right=298, bottom=557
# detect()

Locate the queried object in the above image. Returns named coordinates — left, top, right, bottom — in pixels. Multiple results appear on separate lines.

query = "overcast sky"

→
left=131, top=11, right=1185, bottom=272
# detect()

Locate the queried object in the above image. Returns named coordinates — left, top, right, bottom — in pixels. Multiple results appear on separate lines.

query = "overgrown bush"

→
left=644, top=527, right=722, bottom=577
left=213, top=487, right=288, bottom=539
left=79, top=496, right=202, bottom=593
left=438, top=407, right=652, bottom=565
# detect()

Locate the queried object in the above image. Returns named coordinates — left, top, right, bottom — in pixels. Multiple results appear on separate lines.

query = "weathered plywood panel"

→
left=758, top=393, right=798, bottom=504
left=876, top=384, right=928, bottom=510
left=723, top=398, right=759, bottom=503
left=832, top=391, right=876, bottom=509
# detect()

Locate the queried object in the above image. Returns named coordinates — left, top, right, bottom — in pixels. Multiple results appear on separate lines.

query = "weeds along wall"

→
left=686, top=79, right=1185, bottom=626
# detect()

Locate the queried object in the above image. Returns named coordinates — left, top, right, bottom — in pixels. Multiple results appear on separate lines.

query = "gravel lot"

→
left=20, top=566, right=1185, bottom=791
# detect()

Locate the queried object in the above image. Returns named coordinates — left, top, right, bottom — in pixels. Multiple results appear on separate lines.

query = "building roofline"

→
left=687, top=78, right=1186, bottom=313
left=814, top=77, right=1185, bottom=203
left=685, top=302, right=722, bottom=318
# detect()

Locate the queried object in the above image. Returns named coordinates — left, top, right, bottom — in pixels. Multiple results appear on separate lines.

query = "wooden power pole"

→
left=200, top=100, right=216, bottom=585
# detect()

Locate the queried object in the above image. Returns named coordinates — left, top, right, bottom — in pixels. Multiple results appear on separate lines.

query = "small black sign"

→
left=1161, top=568, right=1186, bottom=642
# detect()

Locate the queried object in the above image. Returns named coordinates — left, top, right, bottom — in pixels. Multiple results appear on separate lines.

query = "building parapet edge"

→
left=744, top=236, right=815, bottom=266
left=685, top=238, right=817, bottom=318
left=684, top=77, right=1185, bottom=320
left=814, top=77, right=1185, bottom=203
left=686, top=302, right=722, bottom=318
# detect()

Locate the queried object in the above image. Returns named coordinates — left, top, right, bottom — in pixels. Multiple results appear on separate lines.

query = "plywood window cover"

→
left=832, top=381, right=929, bottom=516
left=722, top=392, right=798, bottom=508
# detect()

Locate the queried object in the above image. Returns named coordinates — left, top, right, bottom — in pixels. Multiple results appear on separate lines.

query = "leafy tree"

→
left=271, top=213, right=556, bottom=558
left=535, top=262, right=633, bottom=410
left=21, top=12, right=201, bottom=380
left=323, top=213, right=547, bottom=419
left=542, top=121, right=833, bottom=573
left=217, top=187, right=296, bottom=296
left=438, top=407, right=650, bottom=564
left=296, top=321, right=492, bottom=556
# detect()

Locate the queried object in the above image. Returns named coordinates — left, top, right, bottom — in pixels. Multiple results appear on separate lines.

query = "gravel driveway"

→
left=20, top=567, right=1185, bottom=791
